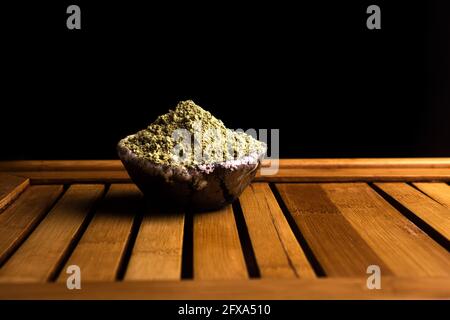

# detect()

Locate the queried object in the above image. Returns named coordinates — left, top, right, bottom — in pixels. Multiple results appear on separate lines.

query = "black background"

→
left=1, top=1, right=449, bottom=160
left=0, top=300, right=442, bottom=319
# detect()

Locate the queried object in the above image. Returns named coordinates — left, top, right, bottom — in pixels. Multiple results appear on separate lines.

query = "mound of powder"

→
left=121, top=100, right=266, bottom=168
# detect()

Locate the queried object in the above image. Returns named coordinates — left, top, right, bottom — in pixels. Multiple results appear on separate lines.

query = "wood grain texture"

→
left=57, top=184, right=142, bottom=282
left=7, top=168, right=450, bottom=184
left=256, top=168, right=450, bottom=182
left=0, top=185, right=105, bottom=282
left=6, top=168, right=450, bottom=184
left=0, top=185, right=63, bottom=265
left=0, top=160, right=124, bottom=172
left=125, top=208, right=184, bottom=281
left=239, top=183, right=315, bottom=278
left=262, top=158, right=450, bottom=168
left=1, top=159, right=450, bottom=299
left=9, top=171, right=130, bottom=184
left=2, top=158, right=450, bottom=184
left=413, top=182, right=450, bottom=208
left=276, top=183, right=392, bottom=277
left=0, top=174, right=29, bottom=211
left=194, top=205, right=248, bottom=280
left=375, top=183, right=450, bottom=242
left=0, top=277, right=449, bottom=300
left=1, top=158, right=450, bottom=172
left=321, top=183, right=450, bottom=277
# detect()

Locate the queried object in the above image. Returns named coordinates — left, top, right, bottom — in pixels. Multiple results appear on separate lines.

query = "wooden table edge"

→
left=1, top=158, right=450, bottom=171
left=0, top=278, right=448, bottom=300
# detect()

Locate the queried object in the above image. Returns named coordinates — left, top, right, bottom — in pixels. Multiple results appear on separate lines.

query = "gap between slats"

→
left=26, top=183, right=327, bottom=281
left=56, top=184, right=143, bottom=283
left=192, top=205, right=248, bottom=280
left=0, top=185, right=106, bottom=282
left=3, top=180, right=449, bottom=283
left=412, top=182, right=450, bottom=209
left=371, top=183, right=450, bottom=250
left=0, top=185, right=65, bottom=268
left=123, top=206, right=184, bottom=281
left=238, top=183, right=316, bottom=279
left=50, top=184, right=109, bottom=281
left=275, top=183, right=393, bottom=277
left=275, top=183, right=450, bottom=277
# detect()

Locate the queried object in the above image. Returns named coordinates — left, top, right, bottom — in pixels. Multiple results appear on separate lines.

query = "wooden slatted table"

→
left=0, top=159, right=449, bottom=299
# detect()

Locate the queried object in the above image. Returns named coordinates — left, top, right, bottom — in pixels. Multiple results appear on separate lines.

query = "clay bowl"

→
left=117, top=135, right=265, bottom=211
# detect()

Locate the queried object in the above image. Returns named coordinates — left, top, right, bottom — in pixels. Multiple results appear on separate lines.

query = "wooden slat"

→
left=239, top=183, right=315, bottom=278
left=1, top=158, right=450, bottom=172
left=276, top=183, right=392, bottom=277
left=194, top=205, right=248, bottom=280
left=257, top=168, right=450, bottom=182
left=262, top=158, right=450, bottom=168
left=0, top=160, right=124, bottom=171
left=0, top=174, right=29, bottom=211
left=413, top=182, right=450, bottom=208
left=0, top=185, right=63, bottom=265
left=321, top=183, right=450, bottom=277
left=57, top=184, right=142, bottom=282
left=375, top=183, right=450, bottom=242
left=7, top=168, right=450, bottom=184
left=125, top=208, right=184, bottom=281
left=0, top=277, right=449, bottom=300
left=0, top=185, right=105, bottom=282
left=9, top=171, right=130, bottom=184
left=2, top=159, right=450, bottom=184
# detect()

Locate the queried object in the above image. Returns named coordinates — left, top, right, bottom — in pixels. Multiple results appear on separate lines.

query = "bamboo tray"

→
left=0, top=159, right=449, bottom=299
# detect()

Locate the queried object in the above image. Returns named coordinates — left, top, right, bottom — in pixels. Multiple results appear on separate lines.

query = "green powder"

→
left=122, top=100, right=266, bottom=167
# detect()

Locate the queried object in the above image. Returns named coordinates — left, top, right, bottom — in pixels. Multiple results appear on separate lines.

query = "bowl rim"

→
left=117, top=134, right=266, bottom=175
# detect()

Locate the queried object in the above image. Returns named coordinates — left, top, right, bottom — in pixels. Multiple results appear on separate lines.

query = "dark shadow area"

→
left=0, top=1, right=448, bottom=160
left=51, top=184, right=109, bottom=281
left=370, top=183, right=450, bottom=251
left=269, top=183, right=325, bottom=277
left=181, top=211, right=193, bottom=279
left=232, top=200, right=260, bottom=278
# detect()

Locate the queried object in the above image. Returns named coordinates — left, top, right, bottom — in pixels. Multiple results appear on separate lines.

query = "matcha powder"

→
left=122, top=100, right=266, bottom=168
